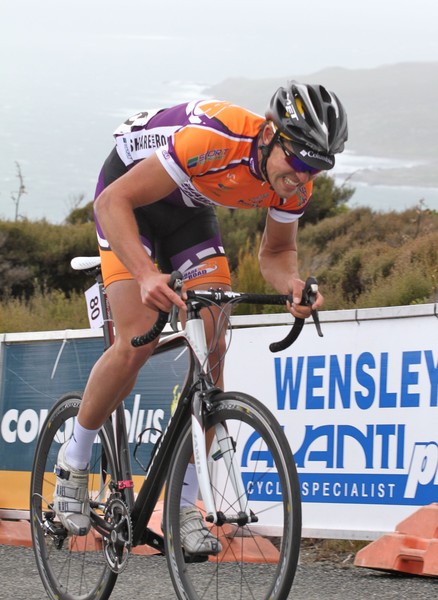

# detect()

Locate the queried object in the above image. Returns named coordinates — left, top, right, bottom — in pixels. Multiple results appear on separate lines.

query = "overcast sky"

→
left=3, top=0, right=438, bottom=83
left=1, top=0, right=438, bottom=221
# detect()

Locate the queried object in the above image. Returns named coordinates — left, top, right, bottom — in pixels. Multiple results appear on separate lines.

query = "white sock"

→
left=180, top=463, right=199, bottom=508
left=65, top=420, right=100, bottom=470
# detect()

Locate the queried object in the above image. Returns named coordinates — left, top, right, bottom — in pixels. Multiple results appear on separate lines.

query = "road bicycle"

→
left=30, top=256, right=322, bottom=600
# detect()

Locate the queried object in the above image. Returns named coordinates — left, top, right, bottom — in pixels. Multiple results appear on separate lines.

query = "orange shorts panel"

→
left=182, top=256, right=231, bottom=289
left=99, top=248, right=135, bottom=288
left=99, top=248, right=231, bottom=290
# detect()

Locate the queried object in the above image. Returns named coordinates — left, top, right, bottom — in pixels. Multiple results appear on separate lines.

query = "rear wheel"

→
left=30, top=392, right=119, bottom=600
left=164, top=391, right=301, bottom=600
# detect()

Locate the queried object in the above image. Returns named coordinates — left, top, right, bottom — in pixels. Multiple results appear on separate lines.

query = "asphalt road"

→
left=2, top=545, right=437, bottom=600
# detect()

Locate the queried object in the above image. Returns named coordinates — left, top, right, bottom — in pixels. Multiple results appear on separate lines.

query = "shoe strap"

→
left=54, top=464, right=70, bottom=480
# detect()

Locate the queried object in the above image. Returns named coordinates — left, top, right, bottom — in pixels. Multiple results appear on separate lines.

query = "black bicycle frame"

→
left=104, top=329, right=215, bottom=549
left=78, top=261, right=319, bottom=552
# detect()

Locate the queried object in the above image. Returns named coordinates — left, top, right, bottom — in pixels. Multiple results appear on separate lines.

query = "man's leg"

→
left=76, top=279, right=159, bottom=429
left=177, top=280, right=230, bottom=554
left=54, top=278, right=158, bottom=534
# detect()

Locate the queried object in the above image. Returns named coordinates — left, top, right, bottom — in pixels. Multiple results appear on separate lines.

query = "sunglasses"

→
left=277, top=136, right=321, bottom=175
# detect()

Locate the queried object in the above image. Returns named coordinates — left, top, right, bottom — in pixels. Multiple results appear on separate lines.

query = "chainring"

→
left=102, top=497, right=132, bottom=573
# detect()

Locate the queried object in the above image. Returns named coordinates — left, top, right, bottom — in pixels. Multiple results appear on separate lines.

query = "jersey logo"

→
left=188, top=148, right=229, bottom=168
left=236, top=193, right=270, bottom=208
left=296, top=185, right=309, bottom=207
left=183, top=262, right=218, bottom=281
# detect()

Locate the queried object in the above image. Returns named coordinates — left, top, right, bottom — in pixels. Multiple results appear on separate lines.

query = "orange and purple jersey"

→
left=113, top=100, right=312, bottom=223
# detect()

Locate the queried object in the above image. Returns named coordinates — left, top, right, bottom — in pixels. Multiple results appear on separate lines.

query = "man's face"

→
left=265, top=132, right=320, bottom=197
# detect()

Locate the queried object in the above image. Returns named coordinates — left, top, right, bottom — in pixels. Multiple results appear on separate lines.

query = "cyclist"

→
left=53, top=81, right=348, bottom=553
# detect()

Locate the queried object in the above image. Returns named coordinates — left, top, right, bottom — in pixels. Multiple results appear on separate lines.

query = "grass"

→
left=300, top=538, right=370, bottom=566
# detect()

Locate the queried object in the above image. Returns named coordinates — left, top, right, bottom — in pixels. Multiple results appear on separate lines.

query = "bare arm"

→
left=258, top=212, right=324, bottom=317
left=94, top=153, right=186, bottom=312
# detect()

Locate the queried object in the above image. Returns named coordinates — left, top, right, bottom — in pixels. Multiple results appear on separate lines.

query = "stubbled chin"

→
left=281, top=176, right=299, bottom=195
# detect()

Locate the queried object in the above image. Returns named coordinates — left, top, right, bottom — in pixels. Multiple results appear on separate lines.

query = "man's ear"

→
left=262, top=122, right=275, bottom=144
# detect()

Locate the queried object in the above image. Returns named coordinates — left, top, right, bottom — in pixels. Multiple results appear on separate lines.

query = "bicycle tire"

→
left=30, top=392, right=119, bottom=600
left=163, top=391, right=301, bottom=600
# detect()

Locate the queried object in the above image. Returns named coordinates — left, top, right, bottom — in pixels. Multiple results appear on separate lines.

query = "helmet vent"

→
left=307, top=86, right=323, bottom=122
left=327, top=105, right=337, bottom=146
left=319, top=85, right=332, bottom=103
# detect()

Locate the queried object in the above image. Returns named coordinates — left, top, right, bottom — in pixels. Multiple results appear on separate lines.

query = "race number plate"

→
left=84, top=283, right=104, bottom=329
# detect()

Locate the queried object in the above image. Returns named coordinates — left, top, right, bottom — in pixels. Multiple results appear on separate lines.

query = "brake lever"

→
left=302, top=276, right=323, bottom=338
left=168, top=271, right=184, bottom=332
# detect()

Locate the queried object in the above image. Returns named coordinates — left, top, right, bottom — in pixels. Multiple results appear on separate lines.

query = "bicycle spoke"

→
left=164, top=391, right=301, bottom=600
left=30, top=393, right=118, bottom=600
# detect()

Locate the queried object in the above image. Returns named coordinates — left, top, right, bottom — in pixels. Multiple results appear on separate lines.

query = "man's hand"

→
left=287, top=277, right=324, bottom=319
left=139, top=271, right=187, bottom=313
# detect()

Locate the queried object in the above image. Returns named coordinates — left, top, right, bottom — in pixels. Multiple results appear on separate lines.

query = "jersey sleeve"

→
left=269, top=182, right=313, bottom=223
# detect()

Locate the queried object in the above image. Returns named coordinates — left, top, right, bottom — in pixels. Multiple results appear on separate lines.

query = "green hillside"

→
left=1, top=177, right=436, bottom=333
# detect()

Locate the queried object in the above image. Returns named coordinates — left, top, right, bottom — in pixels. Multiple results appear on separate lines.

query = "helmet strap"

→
left=258, top=127, right=279, bottom=185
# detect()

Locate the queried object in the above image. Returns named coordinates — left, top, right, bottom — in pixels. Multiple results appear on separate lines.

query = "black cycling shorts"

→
left=95, top=148, right=231, bottom=289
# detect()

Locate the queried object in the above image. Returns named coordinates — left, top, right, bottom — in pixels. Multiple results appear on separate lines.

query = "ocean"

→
left=333, top=153, right=438, bottom=213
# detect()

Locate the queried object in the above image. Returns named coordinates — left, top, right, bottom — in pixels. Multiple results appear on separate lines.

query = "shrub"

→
left=0, top=289, right=88, bottom=333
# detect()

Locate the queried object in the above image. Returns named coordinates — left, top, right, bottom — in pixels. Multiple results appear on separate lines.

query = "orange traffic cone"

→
left=0, top=518, right=31, bottom=547
left=354, top=503, right=438, bottom=577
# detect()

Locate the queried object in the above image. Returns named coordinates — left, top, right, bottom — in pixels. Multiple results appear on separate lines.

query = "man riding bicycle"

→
left=53, top=80, right=348, bottom=554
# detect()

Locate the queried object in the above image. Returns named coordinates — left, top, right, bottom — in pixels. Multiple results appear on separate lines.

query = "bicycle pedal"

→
left=183, top=551, right=209, bottom=564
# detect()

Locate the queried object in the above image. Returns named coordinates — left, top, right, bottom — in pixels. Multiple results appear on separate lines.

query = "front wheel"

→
left=30, top=392, right=118, bottom=600
left=163, top=391, right=301, bottom=600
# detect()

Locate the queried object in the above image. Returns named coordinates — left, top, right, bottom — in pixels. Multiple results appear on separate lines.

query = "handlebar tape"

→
left=269, top=276, right=322, bottom=353
left=131, top=271, right=183, bottom=347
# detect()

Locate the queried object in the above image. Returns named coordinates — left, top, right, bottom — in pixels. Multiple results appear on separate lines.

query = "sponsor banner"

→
left=0, top=335, right=187, bottom=509
left=223, top=309, right=438, bottom=537
left=1, top=306, right=437, bottom=538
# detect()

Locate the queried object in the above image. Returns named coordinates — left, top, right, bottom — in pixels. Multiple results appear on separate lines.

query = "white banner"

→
left=223, top=305, right=438, bottom=539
